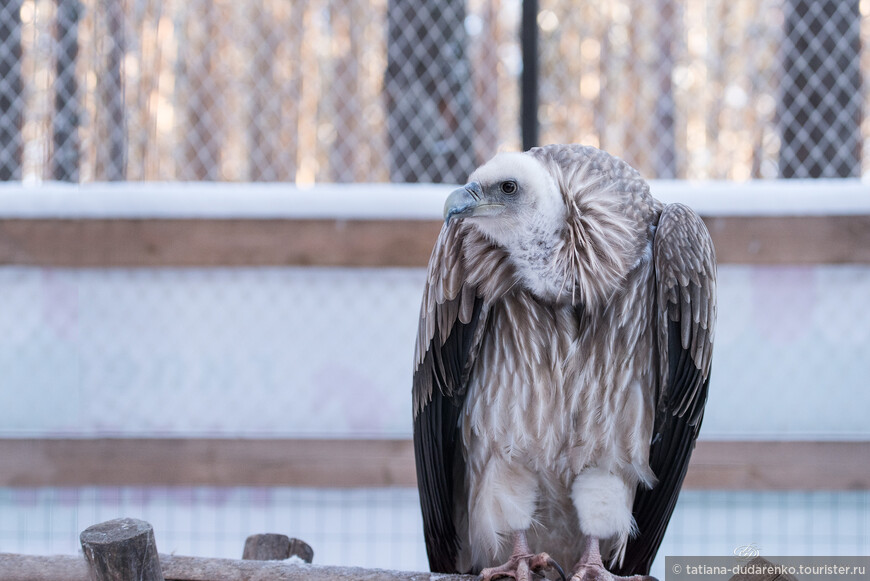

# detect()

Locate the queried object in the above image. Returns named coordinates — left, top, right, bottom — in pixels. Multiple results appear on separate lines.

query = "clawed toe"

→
left=480, top=552, right=566, bottom=581
left=533, top=553, right=566, bottom=581
left=569, top=563, right=656, bottom=581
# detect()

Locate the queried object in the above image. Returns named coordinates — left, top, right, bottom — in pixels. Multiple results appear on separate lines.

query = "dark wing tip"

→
left=617, top=202, right=716, bottom=576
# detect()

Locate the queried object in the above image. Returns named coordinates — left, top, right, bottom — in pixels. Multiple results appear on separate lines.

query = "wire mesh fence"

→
left=2, top=263, right=870, bottom=439
left=0, top=0, right=866, bottom=183
left=1, top=1, right=869, bottom=573
left=1, top=487, right=868, bottom=577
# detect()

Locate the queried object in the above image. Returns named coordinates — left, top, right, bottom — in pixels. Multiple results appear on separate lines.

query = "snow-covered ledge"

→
left=0, top=180, right=867, bottom=219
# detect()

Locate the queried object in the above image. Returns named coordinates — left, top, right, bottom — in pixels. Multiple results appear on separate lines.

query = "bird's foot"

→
left=480, top=552, right=566, bottom=581
left=569, top=536, right=656, bottom=581
left=569, top=562, right=656, bottom=581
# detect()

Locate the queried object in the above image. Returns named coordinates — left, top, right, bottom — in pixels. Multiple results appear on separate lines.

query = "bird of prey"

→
left=412, top=144, right=716, bottom=581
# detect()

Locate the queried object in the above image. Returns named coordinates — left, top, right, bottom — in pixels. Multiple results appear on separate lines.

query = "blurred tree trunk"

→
left=181, top=0, right=220, bottom=181
left=329, top=0, right=362, bottom=182
left=248, top=1, right=281, bottom=182
left=95, top=0, right=126, bottom=181
left=0, top=0, right=23, bottom=181
left=128, top=0, right=163, bottom=180
left=652, top=0, right=676, bottom=178
left=471, top=0, right=498, bottom=162
left=386, top=0, right=475, bottom=183
left=281, top=1, right=304, bottom=182
left=779, top=0, right=862, bottom=178
left=52, top=0, right=82, bottom=182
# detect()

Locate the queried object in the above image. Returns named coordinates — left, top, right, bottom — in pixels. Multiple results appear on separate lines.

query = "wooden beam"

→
left=1, top=215, right=869, bottom=267
left=0, top=219, right=443, bottom=268
left=0, top=438, right=867, bottom=490
left=684, top=440, right=870, bottom=491
left=0, top=553, right=475, bottom=581
left=0, top=438, right=418, bottom=488
left=703, top=215, right=870, bottom=265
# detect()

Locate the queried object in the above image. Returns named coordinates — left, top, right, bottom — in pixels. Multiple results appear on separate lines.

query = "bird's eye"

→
left=500, top=180, right=518, bottom=195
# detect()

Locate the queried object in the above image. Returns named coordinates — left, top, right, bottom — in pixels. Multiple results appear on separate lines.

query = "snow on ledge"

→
left=0, top=179, right=867, bottom=219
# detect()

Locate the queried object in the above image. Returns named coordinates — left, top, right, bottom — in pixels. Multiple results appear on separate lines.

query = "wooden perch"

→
left=728, top=556, right=800, bottom=581
left=80, top=518, right=164, bottom=581
left=0, top=553, right=475, bottom=581
left=242, top=534, right=313, bottom=563
left=0, top=517, right=476, bottom=581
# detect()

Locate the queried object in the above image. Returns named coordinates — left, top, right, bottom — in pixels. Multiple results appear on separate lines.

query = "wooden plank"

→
left=1, top=215, right=869, bottom=267
left=0, top=438, right=418, bottom=488
left=0, top=219, right=443, bottom=268
left=684, top=440, right=870, bottom=491
left=704, top=215, right=870, bottom=265
left=0, top=553, right=476, bottom=581
left=0, top=438, right=867, bottom=490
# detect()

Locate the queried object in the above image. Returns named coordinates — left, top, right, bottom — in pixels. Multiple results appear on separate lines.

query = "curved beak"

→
left=443, top=182, right=503, bottom=224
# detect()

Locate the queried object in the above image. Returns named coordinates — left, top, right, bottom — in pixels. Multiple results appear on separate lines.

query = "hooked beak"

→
left=443, top=182, right=504, bottom=224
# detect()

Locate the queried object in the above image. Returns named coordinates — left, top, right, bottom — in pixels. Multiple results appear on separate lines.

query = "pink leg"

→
left=569, top=537, right=657, bottom=581
left=479, top=531, right=565, bottom=581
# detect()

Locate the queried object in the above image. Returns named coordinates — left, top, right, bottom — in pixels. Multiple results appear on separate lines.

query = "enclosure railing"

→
left=1, top=180, right=869, bottom=492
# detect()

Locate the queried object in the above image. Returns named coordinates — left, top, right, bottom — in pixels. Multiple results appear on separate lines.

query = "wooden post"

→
left=80, top=518, right=164, bottom=581
left=729, top=556, right=800, bottom=581
left=242, top=533, right=314, bottom=563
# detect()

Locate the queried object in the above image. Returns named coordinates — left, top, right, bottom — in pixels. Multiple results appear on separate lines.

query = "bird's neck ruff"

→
left=517, top=159, right=641, bottom=309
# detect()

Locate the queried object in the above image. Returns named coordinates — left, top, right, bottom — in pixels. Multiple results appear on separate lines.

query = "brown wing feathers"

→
left=413, top=222, right=492, bottom=573
left=615, top=203, right=716, bottom=576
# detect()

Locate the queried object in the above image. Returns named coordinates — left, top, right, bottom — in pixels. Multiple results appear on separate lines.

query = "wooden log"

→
left=0, top=552, right=475, bottom=581
left=728, top=556, right=800, bottom=581
left=0, top=553, right=87, bottom=581
left=243, top=533, right=291, bottom=560
left=286, top=539, right=314, bottom=564
left=241, top=534, right=313, bottom=563
left=80, top=518, right=164, bottom=581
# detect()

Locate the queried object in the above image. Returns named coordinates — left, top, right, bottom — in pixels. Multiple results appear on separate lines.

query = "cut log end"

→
left=242, top=533, right=313, bottom=563
left=80, top=518, right=164, bottom=581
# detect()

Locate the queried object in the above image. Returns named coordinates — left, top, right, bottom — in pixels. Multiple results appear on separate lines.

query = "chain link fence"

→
left=1, top=0, right=869, bottom=571
left=539, top=0, right=868, bottom=179
left=0, top=0, right=866, bottom=183
left=1, top=487, right=868, bottom=576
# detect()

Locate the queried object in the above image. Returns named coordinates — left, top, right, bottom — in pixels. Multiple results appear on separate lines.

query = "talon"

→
left=527, top=553, right=566, bottom=581
left=546, top=556, right=567, bottom=581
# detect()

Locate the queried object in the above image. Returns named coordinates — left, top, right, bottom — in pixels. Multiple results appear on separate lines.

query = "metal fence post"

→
left=521, top=0, right=538, bottom=151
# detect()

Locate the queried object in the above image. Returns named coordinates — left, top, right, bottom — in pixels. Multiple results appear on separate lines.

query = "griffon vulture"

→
left=412, top=144, right=716, bottom=581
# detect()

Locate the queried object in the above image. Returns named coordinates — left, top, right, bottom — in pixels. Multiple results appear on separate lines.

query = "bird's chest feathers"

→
left=462, top=284, right=656, bottom=473
left=461, top=295, right=574, bottom=463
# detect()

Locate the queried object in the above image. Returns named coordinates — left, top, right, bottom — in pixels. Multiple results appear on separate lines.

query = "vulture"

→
left=412, top=144, right=716, bottom=581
